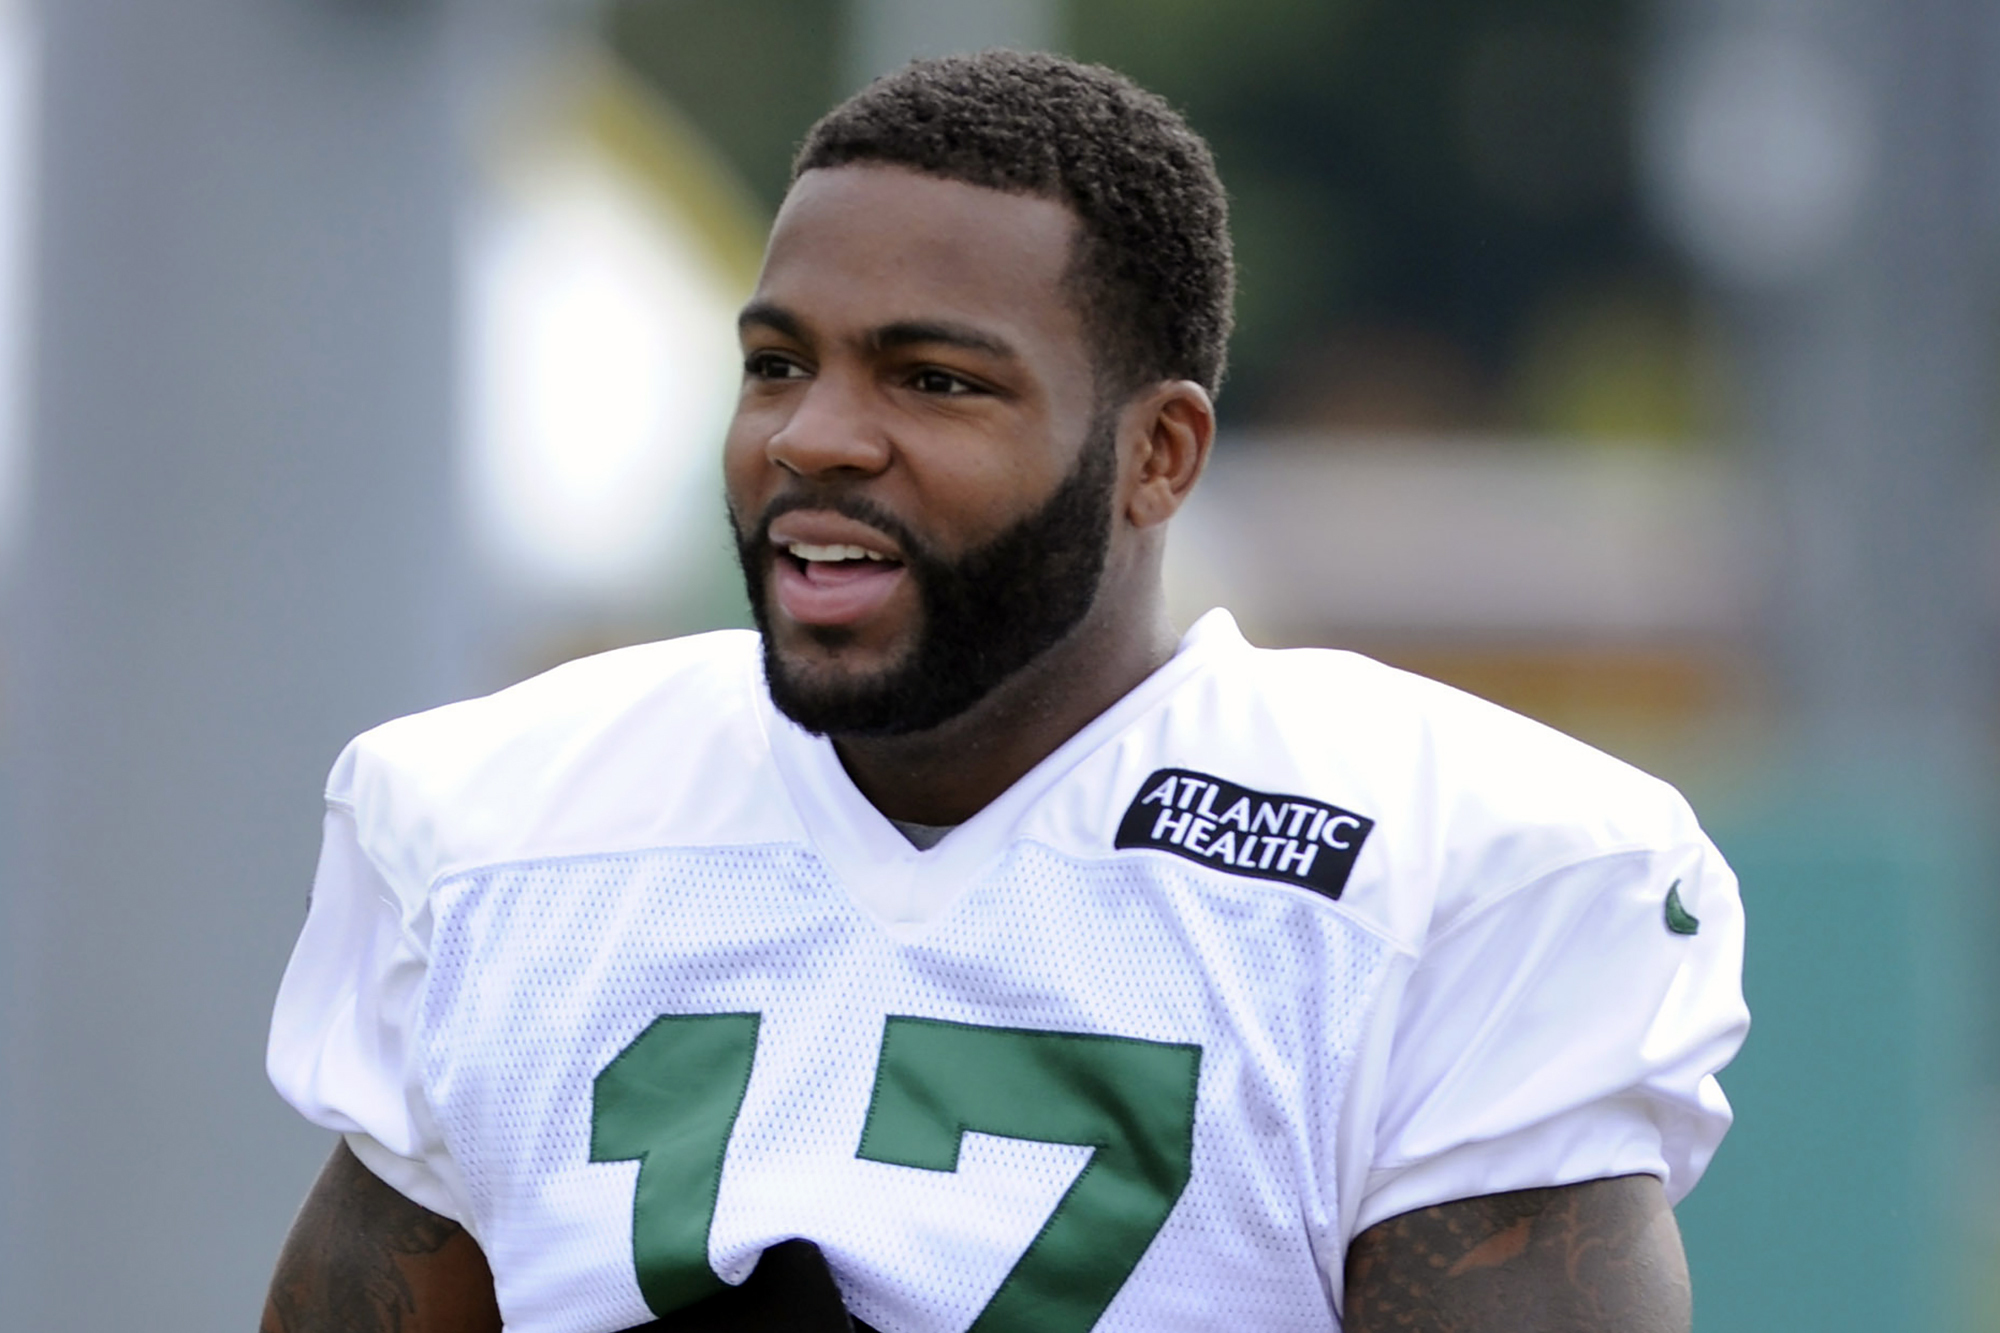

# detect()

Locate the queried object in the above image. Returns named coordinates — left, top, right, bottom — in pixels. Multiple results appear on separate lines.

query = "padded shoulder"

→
left=1231, top=643, right=1708, bottom=942
left=328, top=630, right=796, bottom=904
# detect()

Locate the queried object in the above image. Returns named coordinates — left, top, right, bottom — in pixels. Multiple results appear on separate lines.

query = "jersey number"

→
left=591, top=1014, right=1202, bottom=1332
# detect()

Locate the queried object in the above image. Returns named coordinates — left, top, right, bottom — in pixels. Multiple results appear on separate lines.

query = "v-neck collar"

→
left=758, top=610, right=1243, bottom=937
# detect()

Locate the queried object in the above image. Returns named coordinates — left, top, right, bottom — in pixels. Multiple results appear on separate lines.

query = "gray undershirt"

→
left=889, top=818, right=957, bottom=850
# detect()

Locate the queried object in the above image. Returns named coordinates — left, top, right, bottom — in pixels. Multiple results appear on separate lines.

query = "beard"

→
left=734, top=414, right=1117, bottom=738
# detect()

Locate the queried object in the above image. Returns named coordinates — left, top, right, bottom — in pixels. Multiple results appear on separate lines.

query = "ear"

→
left=1122, top=380, right=1215, bottom=529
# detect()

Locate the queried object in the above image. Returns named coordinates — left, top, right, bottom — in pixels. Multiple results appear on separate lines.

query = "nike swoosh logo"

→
left=1664, top=880, right=1700, bottom=936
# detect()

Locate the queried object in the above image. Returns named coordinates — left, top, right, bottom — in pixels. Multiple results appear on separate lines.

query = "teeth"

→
left=786, top=542, right=890, bottom=563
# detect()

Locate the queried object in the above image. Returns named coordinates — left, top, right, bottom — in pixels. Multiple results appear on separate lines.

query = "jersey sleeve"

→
left=1351, top=831, right=1746, bottom=1236
left=266, top=792, right=466, bottom=1222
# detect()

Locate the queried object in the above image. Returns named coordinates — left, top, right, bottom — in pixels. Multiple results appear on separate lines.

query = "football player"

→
left=264, top=50, right=1746, bottom=1333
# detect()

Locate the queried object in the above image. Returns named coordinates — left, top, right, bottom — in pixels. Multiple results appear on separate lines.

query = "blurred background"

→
left=1, top=0, right=1995, bottom=1327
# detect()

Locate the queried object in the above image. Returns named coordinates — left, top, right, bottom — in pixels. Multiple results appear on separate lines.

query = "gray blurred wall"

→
left=2, top=0, right=465, bottom=1326
left=0, top=2, right=1056, bottom=1329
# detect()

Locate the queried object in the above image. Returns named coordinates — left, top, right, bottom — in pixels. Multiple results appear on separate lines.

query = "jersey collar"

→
left=758, top=609, right=1245, bottom=937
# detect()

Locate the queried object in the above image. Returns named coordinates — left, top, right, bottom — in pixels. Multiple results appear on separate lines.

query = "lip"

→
left=766, top=510, right=905, bottom=561
left=764, top=508, right=910, bottom=628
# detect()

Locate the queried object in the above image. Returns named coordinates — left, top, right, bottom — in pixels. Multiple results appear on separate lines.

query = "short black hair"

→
left=793, top=50, right=1235, bottom=398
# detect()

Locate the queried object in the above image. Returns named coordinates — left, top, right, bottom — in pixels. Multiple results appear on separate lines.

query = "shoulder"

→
left=1132, top=616, right=1712, bottom=947
left=329, top=629, right=793, bottom=898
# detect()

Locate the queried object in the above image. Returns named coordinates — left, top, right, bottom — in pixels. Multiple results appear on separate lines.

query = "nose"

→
left=765, top=372, right=892, bottom=479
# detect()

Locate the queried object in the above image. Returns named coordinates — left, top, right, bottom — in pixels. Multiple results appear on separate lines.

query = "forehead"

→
left=753, top=165, right=1085, bottom=346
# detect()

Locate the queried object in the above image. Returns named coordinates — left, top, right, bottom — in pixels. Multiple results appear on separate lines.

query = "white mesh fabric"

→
left=266, top=614, right=1748, bottom=1333
left=417, top=840, right=1393, bottom=1333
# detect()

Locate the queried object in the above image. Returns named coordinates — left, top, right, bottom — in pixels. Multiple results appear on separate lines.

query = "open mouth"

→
left=772, top=539, right=910, bottom=627
left=782, top=541, right=897, bottom=574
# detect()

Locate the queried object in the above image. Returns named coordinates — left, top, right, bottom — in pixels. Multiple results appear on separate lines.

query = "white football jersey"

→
left=268, top=610, right=1746, bottom=1333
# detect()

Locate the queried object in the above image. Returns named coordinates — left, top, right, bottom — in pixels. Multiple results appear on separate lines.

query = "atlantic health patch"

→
left=1115, top=768, right=1374, bottom=899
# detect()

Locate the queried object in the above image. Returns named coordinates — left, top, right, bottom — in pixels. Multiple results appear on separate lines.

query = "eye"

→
left=745, top=351, right=810, bottom=381
left=910, top=367, right=982, bottom=396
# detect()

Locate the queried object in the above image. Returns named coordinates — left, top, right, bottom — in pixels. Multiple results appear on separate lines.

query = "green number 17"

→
left=592, top=1014, right=1202, bottom=1333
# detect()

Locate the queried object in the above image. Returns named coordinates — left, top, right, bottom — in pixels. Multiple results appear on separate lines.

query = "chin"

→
left=761, top=639, right=928, bottom=737
left=770, top=618, right=909, bottom=677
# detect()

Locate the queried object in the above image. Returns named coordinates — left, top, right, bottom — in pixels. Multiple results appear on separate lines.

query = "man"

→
left=265, top=51, right=1745, bottom=1333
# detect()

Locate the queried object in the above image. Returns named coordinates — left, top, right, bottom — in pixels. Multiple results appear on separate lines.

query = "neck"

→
left=830, top=589, right=1180, bottom=826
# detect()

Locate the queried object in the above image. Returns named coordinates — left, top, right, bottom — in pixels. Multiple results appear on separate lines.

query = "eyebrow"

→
left=737, top=301, right=1018, bottom=363
left=870, top=320, right=1018, bottom=361
left=738, top=300, right=807, bottom=342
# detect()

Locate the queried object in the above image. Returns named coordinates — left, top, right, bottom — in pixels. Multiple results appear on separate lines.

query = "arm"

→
left=261, top=1140, right=502, bottom=1333
left=1344, top=1174, right=1691, bottom=1333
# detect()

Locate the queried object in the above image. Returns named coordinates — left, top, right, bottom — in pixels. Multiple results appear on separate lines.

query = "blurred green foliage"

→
left=605, top=0, right=1698, bottom=435
left=601, top=0, right=840, bottom=208
left=1070, top=0, right=1666, bottom=426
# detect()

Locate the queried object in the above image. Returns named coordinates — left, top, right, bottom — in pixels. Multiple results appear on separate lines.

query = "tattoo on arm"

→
left=1343, top=1174, right=1693, bottom=1333
left=261, top=1141, right=500, bottom=1333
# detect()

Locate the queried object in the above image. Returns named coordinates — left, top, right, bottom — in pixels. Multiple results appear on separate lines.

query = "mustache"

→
left=733, top=487, right=931, bottom=564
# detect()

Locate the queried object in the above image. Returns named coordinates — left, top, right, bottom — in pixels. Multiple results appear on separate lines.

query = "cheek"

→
left=902, top=405, right=1072, bottom=508
left=721, top=413, right=772, bottom=520
left=924, top=434, right=1077, bottom=543
left=898, top=467, right=1025, bottom=555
